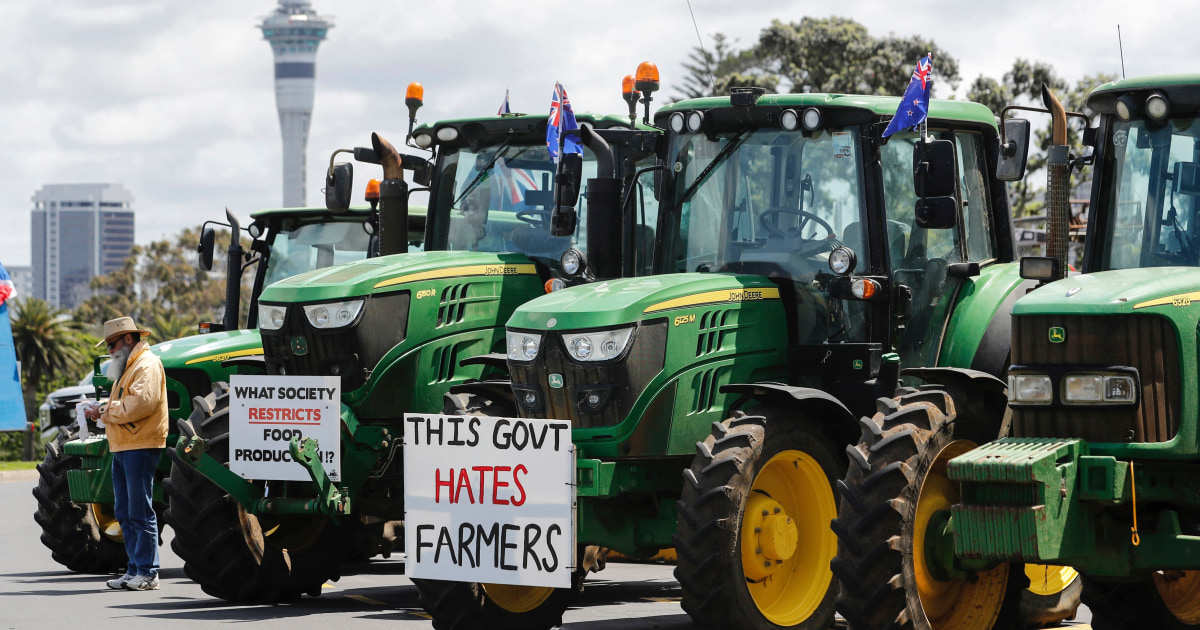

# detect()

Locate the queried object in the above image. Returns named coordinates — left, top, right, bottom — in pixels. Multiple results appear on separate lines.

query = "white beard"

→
left=106, top=346, right=131, bottom=383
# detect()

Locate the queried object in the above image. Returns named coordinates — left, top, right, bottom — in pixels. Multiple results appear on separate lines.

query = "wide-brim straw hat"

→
left=95, top=317, right=152, bottom=348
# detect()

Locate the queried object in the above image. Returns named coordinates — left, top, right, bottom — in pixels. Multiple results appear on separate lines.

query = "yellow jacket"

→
left=102, top=340, right=169, bottom=452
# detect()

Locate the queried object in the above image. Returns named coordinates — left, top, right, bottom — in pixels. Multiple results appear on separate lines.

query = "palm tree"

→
left=10, top=298, right=85, bottom=425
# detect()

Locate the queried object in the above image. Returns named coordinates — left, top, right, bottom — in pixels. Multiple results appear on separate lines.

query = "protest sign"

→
left=228, top=374, right=341, bottom=481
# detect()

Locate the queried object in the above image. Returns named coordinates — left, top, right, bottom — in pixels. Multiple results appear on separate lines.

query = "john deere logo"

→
left=548, top=374, right=564, bottom=389
left=1048, top=327, right=1066, bottom=344
left=291, top=336, right=309, bottom=356
left=852, top=359, right=864, bottom=370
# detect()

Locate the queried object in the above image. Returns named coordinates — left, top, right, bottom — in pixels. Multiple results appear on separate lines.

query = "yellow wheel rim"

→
left=1154, top=570, right=1200, bottom=624
left=481, top=583, right=555, bottom=613
left=91, top=503, right=123, bottom=542
left=914, top=440, right=1009, bottom=630
left=739, top=449, right=836, bottom=626
left=1025, top=564, right=1078, bottom=597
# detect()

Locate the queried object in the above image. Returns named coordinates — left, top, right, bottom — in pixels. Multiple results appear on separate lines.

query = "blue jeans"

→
left=112, top=448, right=162, bottom=578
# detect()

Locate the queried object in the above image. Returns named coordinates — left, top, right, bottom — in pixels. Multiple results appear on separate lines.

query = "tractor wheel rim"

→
left=1024, top=564, right=1078, bottom=597
left=914, top=439, right=1009, bottom=630
left=740, top=449, right=835, bottom=626
left=91, top=503, right=123, bottom=542
left=481, top=583, right=555, bottom=613
left=1154, top=570, right=1200, bottom=624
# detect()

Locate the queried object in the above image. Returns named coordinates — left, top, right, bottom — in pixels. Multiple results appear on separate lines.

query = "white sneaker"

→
left=124, top=574, right=159, bottom=591
left=106, top=574, right=133, bottom=590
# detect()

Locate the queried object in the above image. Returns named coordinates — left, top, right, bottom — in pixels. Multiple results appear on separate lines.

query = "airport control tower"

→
left=260, top=1, right=332, bottom=207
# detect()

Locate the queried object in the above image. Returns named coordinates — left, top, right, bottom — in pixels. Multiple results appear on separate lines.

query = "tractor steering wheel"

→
left=516, top=209, right=551, bottom=229
left=758, top=208, right=836, bottom=241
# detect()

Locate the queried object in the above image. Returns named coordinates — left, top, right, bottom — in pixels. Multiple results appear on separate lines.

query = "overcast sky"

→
left=1, top=0, right=1193, bottom=267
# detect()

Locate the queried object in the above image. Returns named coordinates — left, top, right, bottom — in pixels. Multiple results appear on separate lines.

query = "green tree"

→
left=675, top=33, right=778, bottom=100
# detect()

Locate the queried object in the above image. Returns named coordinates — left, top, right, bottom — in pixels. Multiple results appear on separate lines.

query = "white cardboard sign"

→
left=228, top=374, right=341, bottom=482
left=403, top=413, right=574, bottom=588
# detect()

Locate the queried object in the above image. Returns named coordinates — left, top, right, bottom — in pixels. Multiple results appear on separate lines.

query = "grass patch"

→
left=0, top=461, right=38, bottom=471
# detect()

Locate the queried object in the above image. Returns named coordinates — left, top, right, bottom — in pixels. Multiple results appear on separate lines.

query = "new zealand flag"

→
left=546, top=82, right=581, bottom=163
left=882, top=53, right=934, bottom=138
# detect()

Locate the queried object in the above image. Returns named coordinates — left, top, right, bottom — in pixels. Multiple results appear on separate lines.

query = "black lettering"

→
left=544, top=525, right=561, bottom=572
left=492, top=419, right=511, bottom=449
left=523, top=524, right=543, bottom=571
left=510, top=421, right=529, bottom=450
left=477, top=522, right=500, bottom=568
left=406, top=416, right=424, bottom=445
left=530, top=423, right=548, bottom=449
left=467, top=417, right=480, bottom=447
left=234, top=386, right=251, bottom=398
left=500, top=524, right=520, bottom=570
left=434, top=527, right=458, bottom=565
left=325, top=387, right=337, bottom=399
left=550, top=424, right=568, bottom=451
left=416, top=524, right=434, bottom=562
left=426, top=416, right=444, bottom=445
left=458, top=523, right=477, bottom=568
left=447, top=416, right=465, bottom=446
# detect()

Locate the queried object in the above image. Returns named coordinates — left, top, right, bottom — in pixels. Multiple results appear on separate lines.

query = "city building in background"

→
left=30, top=183, right=134, bottom=310
left=260, top=1, right=333, bottom=208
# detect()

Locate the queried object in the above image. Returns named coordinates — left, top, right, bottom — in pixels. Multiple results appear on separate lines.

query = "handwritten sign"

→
left=228, top=374, right=341, bottom=482
left=403, top=414, right=574, bottom=588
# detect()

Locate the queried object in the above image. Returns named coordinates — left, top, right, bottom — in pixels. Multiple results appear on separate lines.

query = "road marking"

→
left=643, top=597, right=680, bottom=603
left=322, top=583, right=335, bottom=589
left=345, top=594, right=386, bottom=605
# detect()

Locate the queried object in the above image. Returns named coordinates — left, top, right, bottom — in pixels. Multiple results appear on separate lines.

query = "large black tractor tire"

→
left=32, top=432, right=128, bottom=574
left=832, top=386, right=1026, bottom=630
left=410, top=388, right=583, bottom=630
left=1082, top=572, right=1200, bottom=630
left=673, top=409, right=844, bottom=630
left=163, top=383, right=343, bottom=602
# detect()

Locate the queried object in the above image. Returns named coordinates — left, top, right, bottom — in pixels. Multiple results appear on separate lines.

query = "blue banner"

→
left=0, top=302, right=26, bottom=431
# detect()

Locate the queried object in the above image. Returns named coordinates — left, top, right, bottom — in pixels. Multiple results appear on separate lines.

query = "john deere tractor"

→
left=832, top=76, right=1200, bottom=630
left=418, top=77, right=1070, bottom=630
left=163, top=102, right=648, bottom=601
left=32, top=195, right=408, bottom=574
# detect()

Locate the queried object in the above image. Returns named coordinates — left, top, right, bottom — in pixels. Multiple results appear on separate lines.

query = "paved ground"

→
left=1, top=473, right=1092, bottom=629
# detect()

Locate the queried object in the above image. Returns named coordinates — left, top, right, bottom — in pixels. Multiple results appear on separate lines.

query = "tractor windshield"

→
left=264, top=220, right=371, bottom=285
left=1100, top=116, right=1200, bottom=270
left=662, top=125, right=871, bottom=343
left=432, top=143, right=598, bottom=269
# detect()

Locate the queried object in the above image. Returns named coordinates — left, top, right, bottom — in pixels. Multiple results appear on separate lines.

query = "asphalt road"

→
left=0, top=472, right=1092, bottom=629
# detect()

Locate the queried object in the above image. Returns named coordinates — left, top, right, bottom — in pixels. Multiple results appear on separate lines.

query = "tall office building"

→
left=30, top=184, right=135, bottom=310
left=260, top=1, right=333, bottom=208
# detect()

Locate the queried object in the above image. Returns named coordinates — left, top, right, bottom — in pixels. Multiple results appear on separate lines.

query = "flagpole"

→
left=922, top=52, right=932, bottom=143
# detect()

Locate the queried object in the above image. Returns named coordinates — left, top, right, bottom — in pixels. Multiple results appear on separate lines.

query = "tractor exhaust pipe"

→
left=371, top=132, right=409, bottom=257
left=222, top=208, right=243, bottom=332
left=1042, top=84, right=1070, bottom=281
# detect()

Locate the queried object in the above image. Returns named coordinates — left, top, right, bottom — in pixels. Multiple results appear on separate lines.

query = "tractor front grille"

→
left=509, top=322, right=667, bottom=428
left=261, top=292, right=410, bottom=392
left=1011, top=314, right=1180, bottom=443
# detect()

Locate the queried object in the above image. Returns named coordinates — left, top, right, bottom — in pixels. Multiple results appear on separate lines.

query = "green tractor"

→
left=31, top=195, right=407, bottom=574
left=833, top=75, right=1200, bottom=630
left=420, top=81, right=1063, bottom=630
left=163, top=105, right=648, bottom=601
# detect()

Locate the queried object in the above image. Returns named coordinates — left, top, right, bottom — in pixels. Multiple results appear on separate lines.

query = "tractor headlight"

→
left=829, top=247, right=857, bottom=276
left=780, top=109, right=799, bottom=131
left=1063, top=373, right=1137, bottom=404
left=668, top=112, right=686, bottom=134
left=562, top=326, right=635, bottom=362
left=260, top=304, right=287, bottom=331
left=507, top=331, right=542, bottom=361
left=412, top=132, right=433, bottom=148
left=303, top=300, right=365, bottom=329
left=686, top=111, right=704, bottom=133
left=1008, top=374, right=1052, bottom=404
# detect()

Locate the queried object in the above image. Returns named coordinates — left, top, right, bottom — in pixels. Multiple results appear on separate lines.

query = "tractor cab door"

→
left=882, top=129, right=999, bottom=368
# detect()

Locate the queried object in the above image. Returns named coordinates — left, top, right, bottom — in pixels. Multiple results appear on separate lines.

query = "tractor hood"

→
left=259, top=251, right=538, bottom=303
left=1013, top=267, right=1200, bottom=316
left=150, top=329, right=263, bottom=369
left=508, top=273, right=781, bottom=331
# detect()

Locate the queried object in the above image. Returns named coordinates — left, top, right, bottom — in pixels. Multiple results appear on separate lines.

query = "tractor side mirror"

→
left=551, top=152, right=584, bottom=237
left=325, top=162, right=353, bottom=212
left=197, top=227, right=215, bottom=271
left=915, top=197, right=959, bottom=229
left=1174, top=162, right=1200, bottom=196
left=912, top=138, right=956, bottom=198
left=997, top=118, right=1032, bottom=182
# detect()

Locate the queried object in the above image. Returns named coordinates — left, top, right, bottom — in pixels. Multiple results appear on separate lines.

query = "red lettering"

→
left=511, top=464, right=528, bottom=506
left=455, top=468, right=475, bottom=504
left=492, top=466, right=511, bottom=506
left=434, top=468, right=453, bottom=503
left=248, top=408, right=258, bottom=420
left=313, top=408, right=321, bottom=422
left=472, top=466, right=491, bottom=503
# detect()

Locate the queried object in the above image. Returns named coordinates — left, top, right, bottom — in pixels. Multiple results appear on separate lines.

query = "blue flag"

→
left=882, top=53, right=933, bottom=138
left=498, top=88, right=511, bottom=115
left=546, top=82, right=581, bottom=163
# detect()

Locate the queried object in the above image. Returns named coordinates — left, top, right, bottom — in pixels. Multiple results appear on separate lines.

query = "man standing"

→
left=84, top=317, right=168, bottom=591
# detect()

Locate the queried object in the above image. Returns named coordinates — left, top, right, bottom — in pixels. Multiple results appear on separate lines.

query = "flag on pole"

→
left=546, top=82, right=581, bottom=163
left=498, top=88, right=511, bottom=115
left=882, top=53, right=934, bottom=138
left=0, top=263, right=17, bottom=307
